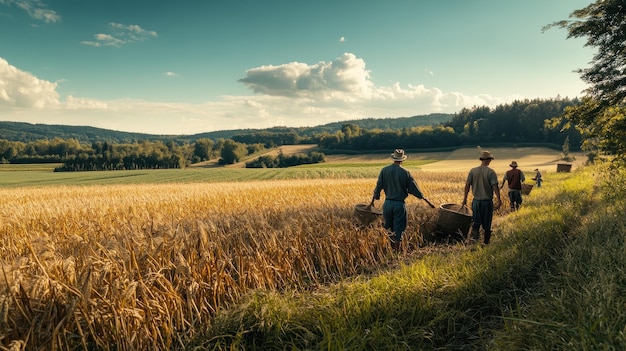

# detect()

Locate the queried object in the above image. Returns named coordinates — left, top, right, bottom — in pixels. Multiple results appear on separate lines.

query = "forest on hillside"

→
left=0, top=113, right=454, bottom=144
left=0, top=97, right=583, bottom=171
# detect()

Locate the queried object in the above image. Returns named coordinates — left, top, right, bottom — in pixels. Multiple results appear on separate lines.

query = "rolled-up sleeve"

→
left=373, top=172, right=384, bottom=200
left=407, top=172, right=424, bottom=199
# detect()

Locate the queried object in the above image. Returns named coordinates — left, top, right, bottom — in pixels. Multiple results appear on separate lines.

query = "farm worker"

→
left=533, top=168, right=543, bottom=187
left=370, top=149, right=430, bottom=251
left=500, top=161, right=525, bottom=211
left=462, top=151, right=502, bottom=244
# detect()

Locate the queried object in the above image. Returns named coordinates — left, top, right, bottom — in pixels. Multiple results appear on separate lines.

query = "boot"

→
left=469, top=229, right=480, bottom=243
left=391, top=240, right=400, bottom=252
left=484, top=230, right=492, bottom=244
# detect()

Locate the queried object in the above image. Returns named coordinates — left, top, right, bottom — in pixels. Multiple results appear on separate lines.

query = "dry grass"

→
left=0, top=146, right=592, bottom=350
left=1, top=172, right=490, bottom=350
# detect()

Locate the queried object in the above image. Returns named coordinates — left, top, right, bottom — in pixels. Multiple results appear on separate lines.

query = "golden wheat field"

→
left=0, top=169, right=519, bottom=350
left=0, top=145, right=580, bottom=350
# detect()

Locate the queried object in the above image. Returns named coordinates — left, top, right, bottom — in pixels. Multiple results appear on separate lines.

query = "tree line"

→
left=0, top=97, right=588, bottom=171
left=0, top=137, right=261, bottom=170
left=245, top=152, right=325, bottom=168
left=229, top=97, right=583, bottom=151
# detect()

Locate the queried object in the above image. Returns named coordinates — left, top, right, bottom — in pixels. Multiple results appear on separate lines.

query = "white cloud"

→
left=0, top=0, right=60, bottom=23
left=109, top=22, right=158, bottom=41
left=65, top=95, right=108, bottom=110
left=0, top=57, right=60, bottom=109
left=238, top=53, right=374, bottom=100
left=81, top=22, right=158, bottom=47
left=163, top=72, right=179, bottom=77
left=339, top=36, right=345, bottom=42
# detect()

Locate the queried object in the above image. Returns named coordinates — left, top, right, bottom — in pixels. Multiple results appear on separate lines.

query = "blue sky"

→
left=0, top=0, right=594, bottom=135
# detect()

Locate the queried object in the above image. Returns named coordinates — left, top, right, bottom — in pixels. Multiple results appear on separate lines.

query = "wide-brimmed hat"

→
left=509, top=161, right=518, bottom=167
left=391, top=149, right=408, bottom=161
left=479, top=151, right=494, bottom=160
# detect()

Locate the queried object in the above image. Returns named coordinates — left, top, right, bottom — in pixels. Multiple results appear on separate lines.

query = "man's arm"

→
left=492, top=184, right=502, bottom=209
left=500, top=175, right=507, bottom=189
left=462, top=182, right=471, bottom=206
left=370, top=171, right=384, bottom=205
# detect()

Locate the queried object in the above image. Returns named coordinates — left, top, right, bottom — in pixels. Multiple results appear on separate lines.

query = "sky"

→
left=0, top=0, right=595, bottom=135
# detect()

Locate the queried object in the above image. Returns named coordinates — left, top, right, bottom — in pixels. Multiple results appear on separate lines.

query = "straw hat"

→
left=479, top=151, right=494, bottom=160
left=509, top=161, right=518, bottom=167
left=391, top=149, right=408, bottom=161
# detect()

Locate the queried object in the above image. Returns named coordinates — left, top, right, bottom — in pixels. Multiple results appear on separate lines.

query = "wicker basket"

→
left=354, top=203, right=383, bottom=226
left=437, top=203, right=472, bottom=236
left=521, top=183, right=533, bottom=195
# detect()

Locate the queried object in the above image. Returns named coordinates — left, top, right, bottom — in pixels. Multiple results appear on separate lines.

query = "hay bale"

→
left=437, top=203, right=471, bottom=236
left=354, top=203, right=382, bottom=226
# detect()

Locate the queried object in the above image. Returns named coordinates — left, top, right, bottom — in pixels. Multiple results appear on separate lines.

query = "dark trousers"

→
left=383, top=200, right=407, bottom=243
left=471, top=199, right=494, bottom=243
left=508, top=190, right=522, bottom=209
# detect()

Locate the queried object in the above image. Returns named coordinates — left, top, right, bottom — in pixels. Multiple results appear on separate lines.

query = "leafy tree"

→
left=562, top=135, right=570, bottom=158
left=193, top=138, right=214, bottom=161
left=220, top=139, right=248, bottom=164
left=546, top=0, right=626, bottom=162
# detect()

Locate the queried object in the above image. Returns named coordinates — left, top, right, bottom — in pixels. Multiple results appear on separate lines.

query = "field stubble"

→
left=0, top=171, right=487, bottom=350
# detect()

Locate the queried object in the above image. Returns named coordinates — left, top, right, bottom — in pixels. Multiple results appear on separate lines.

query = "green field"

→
left=0, top=159, right=437, bottom=188
left=0, top=146, right=583, bottom=188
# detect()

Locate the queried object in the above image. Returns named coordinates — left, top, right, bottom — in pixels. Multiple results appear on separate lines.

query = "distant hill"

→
left=0, top=122, right=171, bottom=144
left=0, top=113, right=453, bottom=144
left=193, top=113, right=453, bottom=139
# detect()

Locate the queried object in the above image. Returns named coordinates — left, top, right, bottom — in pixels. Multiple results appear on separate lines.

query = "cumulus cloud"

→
left=237, top=53, right=521, bottom=119
left=238, top=53, right=374, bottom=100
left=339, top=36, right=345, bottom=42
left=0, top=57, right=60, bottom=109
left=81, top=22, right=158, bottom=47
left=163, top=71, right=179, bottom=77
left=0, top=0, right=61, bottom=23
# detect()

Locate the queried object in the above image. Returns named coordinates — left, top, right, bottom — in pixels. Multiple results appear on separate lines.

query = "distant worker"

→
left=500, top=161, right=525, bottom=211
left=370, top=149, right=430, bottom=251
left=462, top=151, right=502, bottom=244
left=533, top=168, right=543, bottom=188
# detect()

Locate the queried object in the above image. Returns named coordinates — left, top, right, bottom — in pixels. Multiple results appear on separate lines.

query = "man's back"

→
left=505, top=168, right=524, bottom=190
left=374, top=164, right=423, bottom=201
left=468, top=165, right=497, bottom=200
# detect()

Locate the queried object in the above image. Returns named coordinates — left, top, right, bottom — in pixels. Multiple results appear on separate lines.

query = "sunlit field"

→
left=0, top=160, right=436, bottom=187
left=0, top=147, right=594, bottom=350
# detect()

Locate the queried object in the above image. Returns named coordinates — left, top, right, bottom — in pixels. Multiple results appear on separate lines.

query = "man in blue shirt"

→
left=370, top=149, right=430, bottom=251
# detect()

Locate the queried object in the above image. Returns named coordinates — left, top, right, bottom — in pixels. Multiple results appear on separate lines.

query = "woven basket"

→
left=437, top=203, right=472, bottom=236
left=354, top=203, right=382, bottom=226
left=521, top=183, right=533, bottom=195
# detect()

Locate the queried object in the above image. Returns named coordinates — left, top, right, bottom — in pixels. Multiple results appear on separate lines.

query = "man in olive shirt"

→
left=370, top=149, right=430, bottom=251
left=462, top=151, right=502, bottom=244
